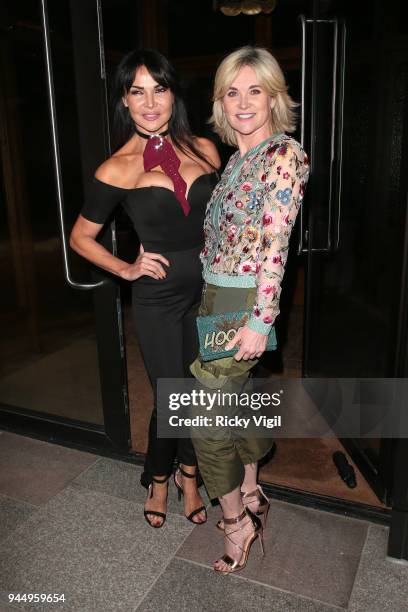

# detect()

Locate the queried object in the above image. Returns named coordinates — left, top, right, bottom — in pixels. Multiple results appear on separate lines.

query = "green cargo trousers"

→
left=189, top=283, right=273, bottom=500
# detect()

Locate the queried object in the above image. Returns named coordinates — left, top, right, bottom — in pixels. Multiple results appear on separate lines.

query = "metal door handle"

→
left=298, top=14, right=307, bottom=254
left=40, top=0, right=104, bottom=290
left=334, top=19, right=346, bottom=251
left=298, top=15, right=346, bottom=254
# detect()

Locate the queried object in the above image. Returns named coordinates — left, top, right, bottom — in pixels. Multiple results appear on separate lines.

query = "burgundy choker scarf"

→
left=134, top=126, right=190, bottom=216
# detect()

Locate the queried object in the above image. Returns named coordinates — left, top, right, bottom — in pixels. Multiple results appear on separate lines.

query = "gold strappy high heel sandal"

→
left=216, top=484, right=270, bottom=531
left=214, top=508, right=264, bottom=574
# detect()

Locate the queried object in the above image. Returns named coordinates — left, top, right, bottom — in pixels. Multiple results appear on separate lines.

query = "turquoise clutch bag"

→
left=196, top=310, right=277, bottom=361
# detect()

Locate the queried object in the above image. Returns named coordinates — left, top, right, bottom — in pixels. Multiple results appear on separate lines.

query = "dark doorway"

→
left=0, top=0, right=129, bottom=449
left=1, top=1, right=408, bottom=553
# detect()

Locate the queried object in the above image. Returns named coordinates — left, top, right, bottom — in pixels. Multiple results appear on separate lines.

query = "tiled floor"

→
left=0, top=430, right=407, bottom=612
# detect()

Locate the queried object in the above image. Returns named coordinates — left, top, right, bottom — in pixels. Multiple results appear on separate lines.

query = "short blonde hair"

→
left=209, top=46, right=297, bottom=146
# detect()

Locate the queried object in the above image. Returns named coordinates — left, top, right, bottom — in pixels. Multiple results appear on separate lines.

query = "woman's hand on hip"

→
left=120, top=244, right=170, bottom=281
left=225, top=325, right=268, bottom=361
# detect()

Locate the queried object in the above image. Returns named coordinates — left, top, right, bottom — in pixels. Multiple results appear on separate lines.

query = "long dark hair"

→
left=110, top=48, right=212, bottom=167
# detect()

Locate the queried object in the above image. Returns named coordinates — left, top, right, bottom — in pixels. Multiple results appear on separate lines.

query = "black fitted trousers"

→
left=131, top=245, right=203, bottom=488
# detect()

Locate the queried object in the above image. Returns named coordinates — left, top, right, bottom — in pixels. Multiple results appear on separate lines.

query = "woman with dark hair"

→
left=70, top=49, right=220, bottom=528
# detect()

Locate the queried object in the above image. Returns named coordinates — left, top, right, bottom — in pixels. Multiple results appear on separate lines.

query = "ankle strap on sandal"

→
left=177, top=465, right=197, bottom=479
left=223, top=509, right=247, bottom=525
left=242, top=485, right=267, bottom=502
left=152, top=474, right=170, bottom=484
left=241, top=488, right=259, bottom=499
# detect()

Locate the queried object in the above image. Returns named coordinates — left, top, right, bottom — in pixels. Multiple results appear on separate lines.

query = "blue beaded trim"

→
left=202, top=271, right=256, bottom=288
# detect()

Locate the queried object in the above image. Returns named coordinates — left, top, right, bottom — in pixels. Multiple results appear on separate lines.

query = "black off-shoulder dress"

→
left=81, top=172, right=218, bottom=486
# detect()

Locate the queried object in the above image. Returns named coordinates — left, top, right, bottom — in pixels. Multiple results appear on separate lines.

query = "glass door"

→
left=301, top=0, right=408, bottom=501
left=0, top=0, right=130, bottom=450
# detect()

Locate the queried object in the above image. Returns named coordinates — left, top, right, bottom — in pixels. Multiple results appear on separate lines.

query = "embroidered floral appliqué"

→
left=200, top=135, right=310, bottom=331
left=276, top=188, right=292, bottom=205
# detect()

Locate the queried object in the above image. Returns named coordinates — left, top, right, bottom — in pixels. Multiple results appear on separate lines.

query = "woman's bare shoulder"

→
left=193, top=136, right=221, bottom=169
left=94, top=157, right=125, bottom=184
left=95, top=146, right=142, bottom=187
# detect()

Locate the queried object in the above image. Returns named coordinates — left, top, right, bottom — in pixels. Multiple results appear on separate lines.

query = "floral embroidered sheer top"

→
left=201, top=133, right=310, bottom=335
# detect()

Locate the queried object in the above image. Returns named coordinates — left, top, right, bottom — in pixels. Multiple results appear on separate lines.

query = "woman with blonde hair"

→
left=190, top=46, right=309, bottom=572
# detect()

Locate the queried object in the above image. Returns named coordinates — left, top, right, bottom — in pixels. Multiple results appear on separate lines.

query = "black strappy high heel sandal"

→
left=174, top=465, right=207, bottom=524
left=144, top=474, right=170, bottom=528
